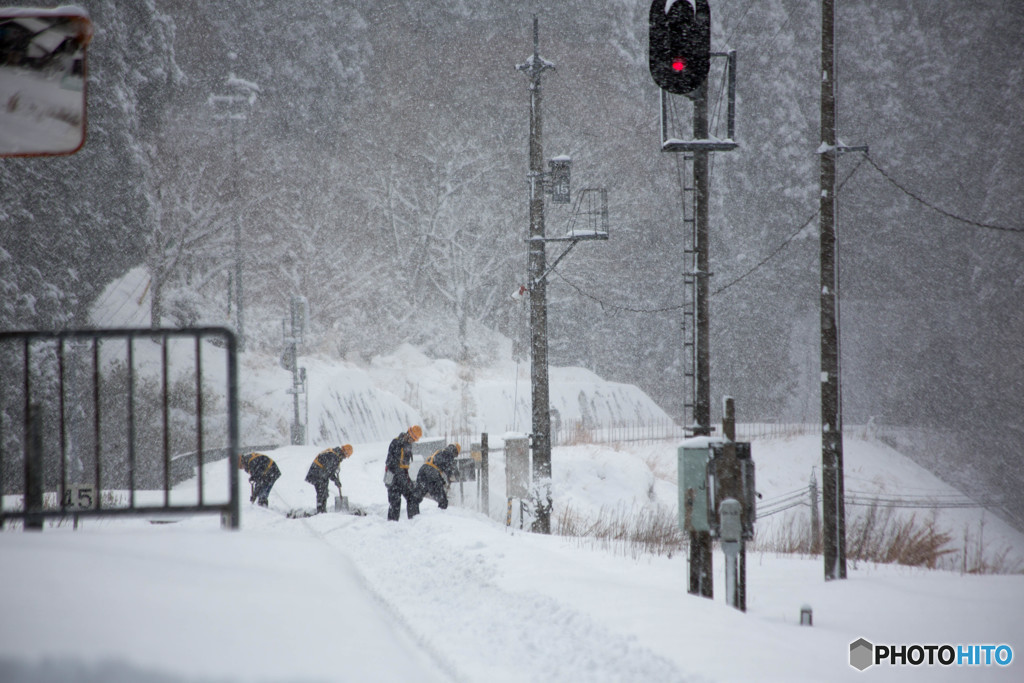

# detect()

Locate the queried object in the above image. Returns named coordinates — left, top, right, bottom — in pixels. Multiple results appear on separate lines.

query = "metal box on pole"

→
left=677, top=440, right=716, bottom=532
left=505, top=435, right=531, bottom=499
left=709, top=441, right=756, bottom=540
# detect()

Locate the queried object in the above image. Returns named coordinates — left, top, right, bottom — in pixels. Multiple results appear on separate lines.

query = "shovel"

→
left=333, top=484, right=349, bottom=512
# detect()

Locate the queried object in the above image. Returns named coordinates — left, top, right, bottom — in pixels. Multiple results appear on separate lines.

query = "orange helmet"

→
left=341, top=444, right=353, bottom=458
left=408, top=425, right=423, bottom=441
left=454, top=443, right=461, bottom=454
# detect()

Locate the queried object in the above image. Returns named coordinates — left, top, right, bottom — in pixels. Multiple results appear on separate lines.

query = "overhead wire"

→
left=548, top=4, right=1019, bottom=316
left=758, top=489, right=1003, bottom=517
left=722, top=0, right=760, bottom=49
left=547, top=1, right=825, bottom=311
left=863, top=154, right=1024, bottom=235
left=549, top=156, right=865, bottom=312
left=712, top=155, right=866, bottom=296
left=552, top=268, right=684, bottom=314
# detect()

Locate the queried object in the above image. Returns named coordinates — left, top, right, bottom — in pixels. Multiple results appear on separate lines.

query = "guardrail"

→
left=0, top=327, right=240, bottom=529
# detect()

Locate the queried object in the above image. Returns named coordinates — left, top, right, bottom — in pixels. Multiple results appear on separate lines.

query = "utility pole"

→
left=285, top=296, right=307, bottom=446
left=819, top=0, right=847, bottom=581
left=210, top=73, right=257, bottom=352
left=517, top=16, right=554, bottom=534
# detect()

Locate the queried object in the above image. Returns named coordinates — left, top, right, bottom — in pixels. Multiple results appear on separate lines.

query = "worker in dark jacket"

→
left=416, top=443, right=461, bottom=510
left=384, top=425, right=422, bottom=520
left=305, top=445, right=353, bottom=513
left=238, top=452, right=281, bottom=507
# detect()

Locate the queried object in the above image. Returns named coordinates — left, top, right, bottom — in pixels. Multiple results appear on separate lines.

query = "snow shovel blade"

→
left=333, top=495, right=349, bottom=512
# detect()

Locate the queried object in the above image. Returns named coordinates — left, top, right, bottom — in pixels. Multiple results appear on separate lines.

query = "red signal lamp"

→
left=648, top=0, right=710, bottom=96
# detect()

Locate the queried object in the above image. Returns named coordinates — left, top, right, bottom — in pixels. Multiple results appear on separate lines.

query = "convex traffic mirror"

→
left=0, top=6, right=92, bottom=157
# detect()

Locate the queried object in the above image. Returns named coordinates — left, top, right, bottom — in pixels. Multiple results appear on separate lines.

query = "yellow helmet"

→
left=408, top=425, right=423, bottom=441
left=454, top=443, right=461, bottom=454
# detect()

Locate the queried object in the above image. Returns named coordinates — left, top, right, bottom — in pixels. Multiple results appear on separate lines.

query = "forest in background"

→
left=1, top=1, right=1021, bottom=521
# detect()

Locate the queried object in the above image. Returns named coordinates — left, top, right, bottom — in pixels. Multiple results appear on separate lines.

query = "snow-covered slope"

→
left=90, top=266, right=672, bottom=447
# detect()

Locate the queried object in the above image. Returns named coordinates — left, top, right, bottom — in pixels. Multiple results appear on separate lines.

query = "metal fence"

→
left=437, top=421, right=829, bottom=452
left=545, top=419, right=822, bottom=447
left=0, top=327, right=240, bottom=529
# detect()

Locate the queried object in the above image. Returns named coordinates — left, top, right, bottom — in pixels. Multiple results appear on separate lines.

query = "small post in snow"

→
left=480, top=433, right=489, bottom=516
left=719, top=397, right=744, bottom=610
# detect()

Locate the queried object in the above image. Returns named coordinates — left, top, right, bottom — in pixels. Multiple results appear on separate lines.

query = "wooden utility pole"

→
left=820, top=0, right=847, bottom=581
left=517, top=16, right=554, bottom=534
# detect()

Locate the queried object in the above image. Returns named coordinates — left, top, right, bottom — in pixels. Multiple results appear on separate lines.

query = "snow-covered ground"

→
left=0, top=270, right=1009, bottom=680
left=2, top=433, right=1022, bottom=683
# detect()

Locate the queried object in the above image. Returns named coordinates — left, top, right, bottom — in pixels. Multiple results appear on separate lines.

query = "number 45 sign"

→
left=61, top=484, right=97, bottom=510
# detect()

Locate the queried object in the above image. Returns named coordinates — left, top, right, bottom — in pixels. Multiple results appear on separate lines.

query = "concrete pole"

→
left=518, top=16, right=554, bottom=534
left=820, top=0, right=847, bottom=581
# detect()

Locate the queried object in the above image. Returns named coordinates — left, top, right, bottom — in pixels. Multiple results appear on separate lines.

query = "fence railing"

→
left=0, top=327, right=240, bottom=529
left=544, top=419, right=824, bottom=447
left=438, top=420, right=855, bottom=451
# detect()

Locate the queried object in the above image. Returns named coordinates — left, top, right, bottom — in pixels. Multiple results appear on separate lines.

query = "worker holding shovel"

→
left=239, top=452, right=282, bottom=507
left=304, top=445, right=353, bottom=514
left=416, top=443, right=461, bottom=510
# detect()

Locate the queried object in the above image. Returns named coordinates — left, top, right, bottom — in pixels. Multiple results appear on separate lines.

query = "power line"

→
left=864, top=155, right=1024, bottom=235
left=759, top=487, right=807, bottom=506
left=722, top=0, right=761, bottom=48
left=758, top=489, right=1003, bottom=517
left=550, top=157, right=866, bottom=312
left=552, top=268, right=685, bottom=314
left=712, top=156, right=866, bottom=296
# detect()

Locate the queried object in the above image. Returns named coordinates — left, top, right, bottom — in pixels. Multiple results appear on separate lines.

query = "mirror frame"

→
left=0, top=5, right=93, bottom=157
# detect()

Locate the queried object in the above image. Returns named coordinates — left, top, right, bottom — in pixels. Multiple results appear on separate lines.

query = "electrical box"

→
left=505, top=435, right=531, bottom=499
left=708, top=441, right=756, bottom=540
left=719, top=498, right=743, bottom=543
left=456, top=457, right=477, bottom=482
left=410, top=438, right=446, bottom=458
left=677, top=443, right=714, bottom=532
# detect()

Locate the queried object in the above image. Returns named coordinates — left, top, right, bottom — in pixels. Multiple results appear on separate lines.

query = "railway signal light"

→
left=649, top=0, right=711, bottom=96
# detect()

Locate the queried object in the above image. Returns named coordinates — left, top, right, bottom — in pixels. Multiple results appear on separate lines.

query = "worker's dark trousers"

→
left=310, top=478, right=330, bottom=513
left=386, top=473, right=420, bottom=520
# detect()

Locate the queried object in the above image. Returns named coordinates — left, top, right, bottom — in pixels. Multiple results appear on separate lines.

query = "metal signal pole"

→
left=517, top=16, right=554, bottom=534
left=690, top=82, right=715, bottom=598
left=692, top=84, right=711, bottom=439
left=820, top=0, right=847, bottom=581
